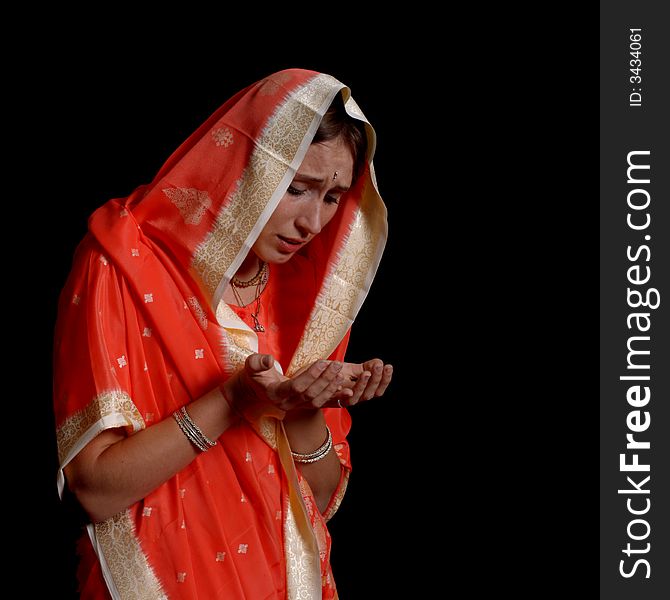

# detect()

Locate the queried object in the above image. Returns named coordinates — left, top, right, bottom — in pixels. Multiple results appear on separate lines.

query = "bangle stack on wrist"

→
left=290, top=427, right=332, bottom=464
left=173, top=406, right=218, bottom=452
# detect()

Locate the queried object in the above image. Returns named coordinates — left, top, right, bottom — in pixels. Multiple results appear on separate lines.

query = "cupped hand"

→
left=235, top=354, right=351, bottom=414
left=293, top=357, right=393, bottom=408
left=226, top=354, right=393, bottom=418
left=333, top=358, right=393, bottom=407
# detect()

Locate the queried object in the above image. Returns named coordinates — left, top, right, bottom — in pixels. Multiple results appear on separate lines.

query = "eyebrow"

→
left=293, top=173, right=350, bottom=193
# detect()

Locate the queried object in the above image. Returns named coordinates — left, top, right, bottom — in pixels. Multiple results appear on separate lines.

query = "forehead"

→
left=299, top=138, right=354, bottom=181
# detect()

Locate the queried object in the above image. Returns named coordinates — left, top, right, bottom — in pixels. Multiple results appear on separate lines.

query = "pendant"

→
left=252, top=315, right=265, bottom=333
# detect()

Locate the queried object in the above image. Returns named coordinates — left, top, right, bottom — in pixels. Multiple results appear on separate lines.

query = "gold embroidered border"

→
left=192, top=73, right=340, bottom=302
left=284, top=500, right=320, bottom=600
left=220, top=327, right=254, bottom=373
left=216, top=301, right=256, bottom=372
left=186, top=295, right=208, bottom=330
left=216, top=302, right=278, bottom=450
left=256, top=417, right=278, bottom=450
left=57, top=390, right=144, bottom=465
left=323, top=470, right=350, bottom=523
left=287, top=186, right=386, bottom=375
left=94, top=510, right=168, bottom=600
left=277, top=423, right=321, bottom=600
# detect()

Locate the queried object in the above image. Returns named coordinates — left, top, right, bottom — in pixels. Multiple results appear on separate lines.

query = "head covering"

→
left=54, top=69, right=386, bottom=599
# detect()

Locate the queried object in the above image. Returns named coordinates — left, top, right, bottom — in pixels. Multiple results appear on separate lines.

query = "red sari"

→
left=54, top=69, right=387, bottom=599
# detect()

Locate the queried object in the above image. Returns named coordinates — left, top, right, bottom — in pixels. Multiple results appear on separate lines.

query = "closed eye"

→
left=287, top=185, right=307, bottom=196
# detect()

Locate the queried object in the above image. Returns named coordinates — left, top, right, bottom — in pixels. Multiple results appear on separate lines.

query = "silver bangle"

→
left=291, top=427, right=332, bottom=464
left=173, top=406, right=217, bottom=452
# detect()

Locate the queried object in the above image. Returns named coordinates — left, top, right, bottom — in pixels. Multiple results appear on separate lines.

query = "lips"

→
left=278, top=236, right=305, bottom=245
left=276, top=235, right=307, bottom=254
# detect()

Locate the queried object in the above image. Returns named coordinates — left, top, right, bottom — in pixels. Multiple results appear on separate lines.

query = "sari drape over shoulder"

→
left=53, top=69, right=387, bottom=599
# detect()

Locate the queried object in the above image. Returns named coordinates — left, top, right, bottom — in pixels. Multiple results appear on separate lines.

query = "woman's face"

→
left=253, top=136, right=354, bottom=264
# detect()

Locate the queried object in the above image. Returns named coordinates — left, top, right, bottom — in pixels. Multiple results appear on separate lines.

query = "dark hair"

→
left=313, top=95, right=368, bottom=183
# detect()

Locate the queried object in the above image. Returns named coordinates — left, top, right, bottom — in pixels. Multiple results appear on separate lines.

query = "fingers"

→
left=298, top=361, right=344, bottom=408
left=277, top=360, right=344, bottom=410
left=345, top=360, right=394, bottom=407
left=374, top=364, right=394, bottom=397
left=276, top=360, right=327, bottom=397
left=361, top=360, right=384, bottom=401
left=274, top=358, right=395, bottom=411
left=345, top=370, right=372, bottom=406
left=245, top=353, right=274, bottom=373
left=308, top=365, right=348, bottom=408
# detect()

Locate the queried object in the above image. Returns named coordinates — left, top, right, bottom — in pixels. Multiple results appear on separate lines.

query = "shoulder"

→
left=62, top=234, right=114, bottom=283
left=55, top=234, right=129, bottom=333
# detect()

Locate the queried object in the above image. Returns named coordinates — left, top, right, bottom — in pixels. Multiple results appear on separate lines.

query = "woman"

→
left=54, top=68, right=391, bottom=599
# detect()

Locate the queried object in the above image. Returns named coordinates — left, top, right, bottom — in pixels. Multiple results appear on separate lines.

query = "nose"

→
left=295, top=202, right=323, bottom=236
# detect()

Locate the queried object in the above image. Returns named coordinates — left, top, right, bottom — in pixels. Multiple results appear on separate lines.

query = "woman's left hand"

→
left=331, top=358, right=393, bottom=408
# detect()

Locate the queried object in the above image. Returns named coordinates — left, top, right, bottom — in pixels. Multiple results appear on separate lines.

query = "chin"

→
left=255, top=247, right=293, bottom=265
left=269, top=252, right=295, bottom=264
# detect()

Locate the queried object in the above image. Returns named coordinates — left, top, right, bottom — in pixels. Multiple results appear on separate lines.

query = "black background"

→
left=12, top=11, right=600, bottom=599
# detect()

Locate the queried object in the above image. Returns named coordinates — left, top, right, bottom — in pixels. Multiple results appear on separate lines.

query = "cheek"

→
left=263, top=200, right=292, bottom=231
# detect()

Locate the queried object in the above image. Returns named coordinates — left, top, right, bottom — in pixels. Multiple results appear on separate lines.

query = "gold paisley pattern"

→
left=216, top=301, right=256, bottom=374
left=298, top=479, right=328, bottom=561
left=257, top=417, right=278, bottom=450
left=323, top=471, right=350, bottom=523
left=94, top=511, right=168, bottom=600
left=163, top=187, right=212, bottom=226
left=215, top=301, right=278, bottom=450
left=221, top=329, right=254, bottom=373
left=56, top=390, right=144, bottom=465
left=186, top=296, right=208, bottom=330
left=276, top=425, right=321, bottom=600
left=287, top=196, right=383, bottom=375
left=284, top=502, right=320, bottom=600
left=192, top=74, right=341, bottom=304
left=292, top=74, right=339, bottom=107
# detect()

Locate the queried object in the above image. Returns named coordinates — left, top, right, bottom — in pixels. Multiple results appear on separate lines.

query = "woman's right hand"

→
left=223, top=354, right=350, bottom=418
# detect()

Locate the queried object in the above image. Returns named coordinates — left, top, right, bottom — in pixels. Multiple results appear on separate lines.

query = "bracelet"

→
left=291, top=427, right=333, bottom=464
left=173, top=406, right=217, bottom=452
